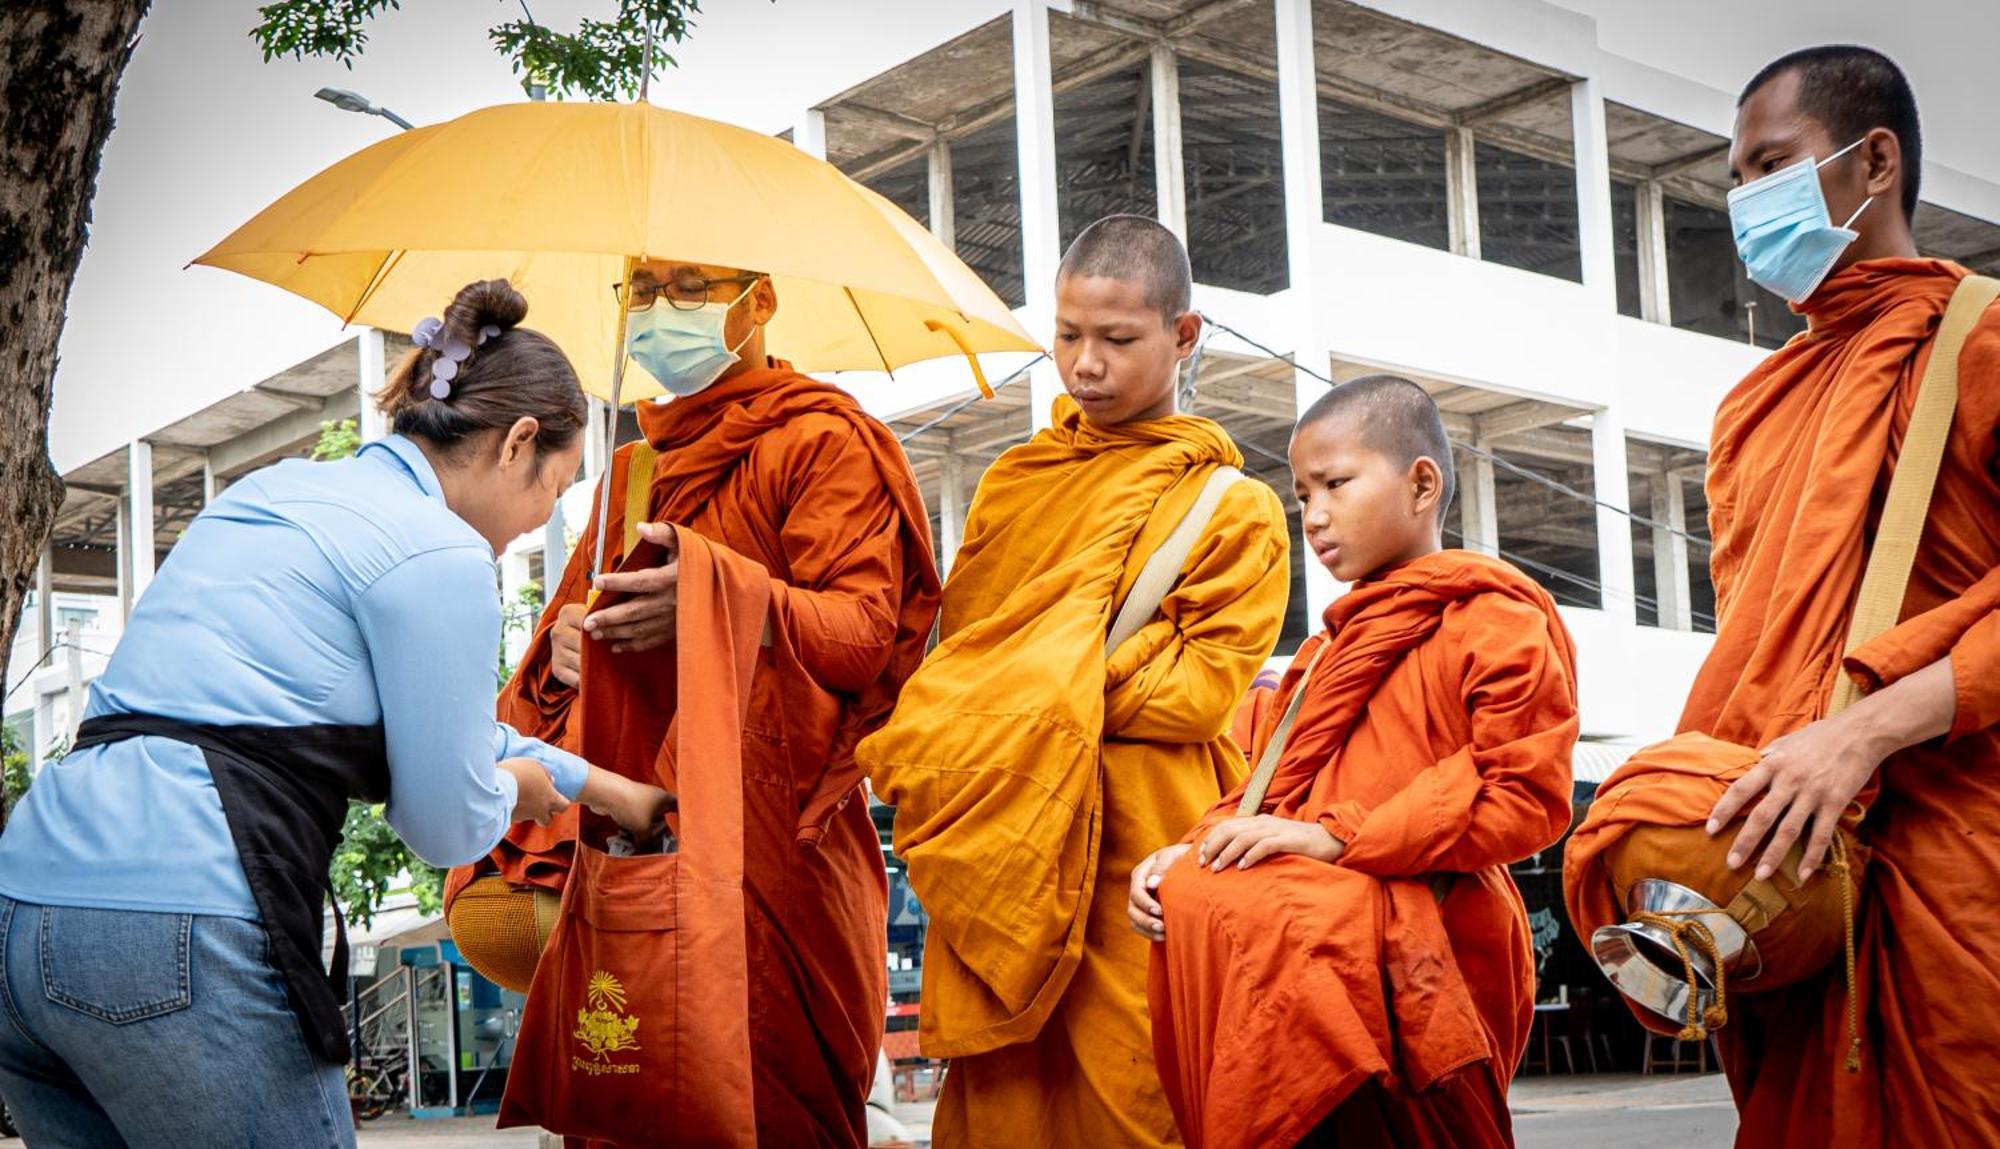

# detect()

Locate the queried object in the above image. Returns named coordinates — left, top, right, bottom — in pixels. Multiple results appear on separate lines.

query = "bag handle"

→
left=1105, top=465, right=1243, bottom=656
left=1828, top=273, right=1999, bottom=713
left=1234, top=643, right=1327, bottom=816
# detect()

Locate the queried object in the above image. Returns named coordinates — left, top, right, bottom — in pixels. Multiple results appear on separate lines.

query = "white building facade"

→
left=16, top=0, right=2000, bottom=779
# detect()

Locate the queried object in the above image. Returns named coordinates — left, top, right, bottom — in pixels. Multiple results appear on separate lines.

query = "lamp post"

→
left=314, top=86, right=415, bottom=131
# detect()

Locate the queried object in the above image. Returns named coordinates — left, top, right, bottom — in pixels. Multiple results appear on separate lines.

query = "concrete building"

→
left=13, top=0, right=2000, bottom=782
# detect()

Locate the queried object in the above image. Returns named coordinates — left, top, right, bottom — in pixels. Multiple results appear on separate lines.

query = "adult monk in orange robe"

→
left=451, top=261, right=941, bottom=1147
left=1134, top=377, right=1577, bottom=1148
left=1616, top=49, right=2000, bottom=1147
left=858, top=216, right=1291, bottom=1147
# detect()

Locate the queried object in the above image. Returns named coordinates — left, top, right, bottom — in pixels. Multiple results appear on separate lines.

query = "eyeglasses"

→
left=614, top=272, right=763, bottom=312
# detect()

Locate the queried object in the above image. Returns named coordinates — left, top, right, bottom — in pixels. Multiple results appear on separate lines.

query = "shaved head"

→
left=1299, top=374, right=1456, bottom=515
left=1740, top=45, right=1921, bottom=222
left=1057, top=214, right=1192, bottom=326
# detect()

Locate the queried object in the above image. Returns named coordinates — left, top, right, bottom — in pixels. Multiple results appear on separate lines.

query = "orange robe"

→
left=455, top=363, right=941, bottom=1147
left=1634, top=259, right=2000, bottom=1146
left=1150, top=551, right=1577, bottom=1149
left=858, top=398, right=1291, bottom=1148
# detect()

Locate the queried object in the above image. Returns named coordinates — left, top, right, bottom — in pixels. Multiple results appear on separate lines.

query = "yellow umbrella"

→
left=194, top=100, right=1039, bottom=402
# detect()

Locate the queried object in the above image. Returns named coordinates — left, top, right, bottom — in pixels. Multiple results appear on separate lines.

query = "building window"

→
left=1054, top=62, right=1155, bottom=252
left=56, top=607, right=97, bottom=633
left=1665, top=196, right=1805, bottom=349
left=1178, top=60, right=1288, bottom=295
left=862, top=154, right=930, bottom=233
left=1319, top=97, right=1449, bottom=252
left=1610, top=180, right=1643, bottom=319
left=1476, top=143, right=1582, bottom=284
left=950, top=115, right=1026, bottom=309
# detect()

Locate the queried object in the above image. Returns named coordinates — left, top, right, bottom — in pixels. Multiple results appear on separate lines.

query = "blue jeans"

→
left=0, top=897, right=353, bottom=1148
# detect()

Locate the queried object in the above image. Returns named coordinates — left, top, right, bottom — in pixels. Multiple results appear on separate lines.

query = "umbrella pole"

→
left=590, top=256, right=641, bottom=587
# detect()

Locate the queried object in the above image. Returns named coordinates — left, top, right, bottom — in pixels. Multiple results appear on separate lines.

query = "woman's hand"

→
left=578, top=766, right=676, bottom=838
left=1198, top=815, right=1344, bottom=871
left=585, top=522, right=680, bottom=654
left=498, top=758, right=570, bottom=826
left=1128, top=842, right=1194, bottom=941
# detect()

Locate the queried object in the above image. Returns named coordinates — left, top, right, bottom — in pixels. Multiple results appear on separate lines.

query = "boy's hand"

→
left=1128, top=843, right=1194, bottom=941
left=1199, top=815, right=1344, bottom=871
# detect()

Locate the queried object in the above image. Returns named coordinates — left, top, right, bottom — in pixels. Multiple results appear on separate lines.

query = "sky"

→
left=45, top=0, right=1998, bottom=472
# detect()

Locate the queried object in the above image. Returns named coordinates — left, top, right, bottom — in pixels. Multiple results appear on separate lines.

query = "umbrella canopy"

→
left=195, top=100, right=1039, bottom=402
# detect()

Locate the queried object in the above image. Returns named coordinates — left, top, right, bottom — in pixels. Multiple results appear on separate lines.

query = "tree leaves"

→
left=252, top=0, right=708, bottom=101
left=250, top=0, right=404, bottom=69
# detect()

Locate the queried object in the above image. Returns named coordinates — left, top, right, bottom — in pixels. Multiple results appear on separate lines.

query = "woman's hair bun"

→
left=445, top=278, right=529, bottom=338
left=370, top=276, right=584, bottom=453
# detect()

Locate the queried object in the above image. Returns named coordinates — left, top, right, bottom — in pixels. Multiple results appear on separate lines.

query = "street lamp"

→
left=314, top=87, right=415, bottom=131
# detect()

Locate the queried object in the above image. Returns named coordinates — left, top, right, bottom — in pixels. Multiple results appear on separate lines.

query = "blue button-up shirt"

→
left=0, top=436, right=586, bottom=919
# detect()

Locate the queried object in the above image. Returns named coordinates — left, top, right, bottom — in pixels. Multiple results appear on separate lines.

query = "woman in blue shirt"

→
left=0, top=280, right=667, bottom=1148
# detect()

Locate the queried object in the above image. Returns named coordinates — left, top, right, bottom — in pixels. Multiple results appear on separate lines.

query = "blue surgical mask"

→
left=624, top=279, right=762, bottom=396
left=1727, top=138, right=1874, bottom=304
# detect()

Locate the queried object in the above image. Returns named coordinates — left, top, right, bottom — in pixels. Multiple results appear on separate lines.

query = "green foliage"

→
left=1, top=725, right=33, bottom=828
left=490, top=1, right=701, bottom=101
left=252, top=0, right=709, bottom=101
left=499, top=578, right=546, bottom=687
left=330, top=802, right=440, bottom=929
left=312, top=418, right=361, bottom=462
left=251, top=0, right=405, bottom=69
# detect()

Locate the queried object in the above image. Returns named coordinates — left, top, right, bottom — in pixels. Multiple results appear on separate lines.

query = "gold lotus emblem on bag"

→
left=572, top=970, right=642, bottom=1076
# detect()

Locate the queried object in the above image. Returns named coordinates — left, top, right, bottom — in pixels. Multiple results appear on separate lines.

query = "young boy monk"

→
left=1133, top=376, right=1578, bottom=1149
left=858, top=215, right=1292, bottom=1147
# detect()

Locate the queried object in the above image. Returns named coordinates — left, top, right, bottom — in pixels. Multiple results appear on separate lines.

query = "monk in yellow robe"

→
left=857, top=215, right=1291, bottom=1147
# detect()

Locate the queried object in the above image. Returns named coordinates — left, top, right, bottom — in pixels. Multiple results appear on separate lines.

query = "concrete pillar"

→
left=1014, top=0, right=1065, bottom=431
left=1636, top=180, right=1672, bottom=325
left=1456, top=448, right=1499, bottom=556
left=356, top=326, right=389, bottom=442
left=927, top=138, right=956, bottom=251
left=543, top=504, right=568, bottom=594
left=584, top=399, right=610, bottom=478
left=125, top=440, right=155, bottom=615
left=793, top=108, right=828, bottom=160
left=201, top=452, right=217, bottom=505
left=1275, top=0, right=1341, bottom=621
left=938, top=441, right=965, bottom=577
left=1650, top=473, right=1693, bottom=631
left=1150, top=42, right=1187, bottom=243
left=34, top=546, right=54, bottom=665
left=1590, top=412, right=1637, bottom=624
left=1445, top=126, right=1482, bottom=259
left=63, top=619, right=83, bottom=747
left=1570, top=78, right=1618, bottom=309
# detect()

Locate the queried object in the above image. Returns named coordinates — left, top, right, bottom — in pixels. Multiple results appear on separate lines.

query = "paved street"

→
left=343, top=1072, right=1734, bottom=1147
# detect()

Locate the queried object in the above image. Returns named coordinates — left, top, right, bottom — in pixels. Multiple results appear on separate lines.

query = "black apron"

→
left=72, top=714, right=391, bottom=1064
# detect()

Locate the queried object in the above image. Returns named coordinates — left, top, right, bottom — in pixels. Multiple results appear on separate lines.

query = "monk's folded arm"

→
left=1104, top=482, right=1291, bottom=741
left=1947, top=611, right=2000, bottom=739
left=1334, top=599, right=1577, bottom=876
left=766, top=420, right=910, bottom=694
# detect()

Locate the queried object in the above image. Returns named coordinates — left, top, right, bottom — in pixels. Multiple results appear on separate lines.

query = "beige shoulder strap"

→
left=1828, top=273, right=1999, bottom=713
left=1235, top=644, right=1327, bottom=816
left=1104, top=465, right=1244, bottom=656
left=621, top=440, right=660, bottom=561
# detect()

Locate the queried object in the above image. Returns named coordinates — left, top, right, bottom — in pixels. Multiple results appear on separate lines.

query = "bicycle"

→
left=345, top=1046, right=409, bottom=1122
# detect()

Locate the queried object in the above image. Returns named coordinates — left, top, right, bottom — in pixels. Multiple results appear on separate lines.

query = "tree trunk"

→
left=0, top=1, right=150, bottom=706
